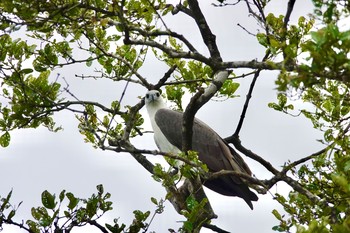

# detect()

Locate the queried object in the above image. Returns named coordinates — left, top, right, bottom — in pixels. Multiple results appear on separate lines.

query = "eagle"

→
left=145, top=90, right=258, bottom=209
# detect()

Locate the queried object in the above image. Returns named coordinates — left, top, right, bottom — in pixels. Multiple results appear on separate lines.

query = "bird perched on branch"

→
left=145, top=90, right=258, bottom=209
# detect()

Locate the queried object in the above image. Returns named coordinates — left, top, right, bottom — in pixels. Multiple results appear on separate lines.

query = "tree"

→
left=0, top=0, right=349, bottom=232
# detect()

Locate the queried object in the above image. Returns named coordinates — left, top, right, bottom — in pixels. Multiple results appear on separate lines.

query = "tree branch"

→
left=207, top=170, right=267, bottom=193
left=203, top=223, right=230, bottom=233
left=1, top=218, right=34, bottom=233
left=117, top=140, right=155, bottom=174
left=182, top=70, right=230, bottom=152
left=233, top=69, right=260, bottom=136
left=228, top=135, right=280, bottom=176
left=153, top=65, right=178, bottom=90
left=281, top=147, right=327, bottom=174
left=284, top=0, right=297, bottom=28
left=124, top=38, right=211, bottom=65
left=187, top=0, right=222, bottom=62
left=125, top=25, right=198, bottom=53
left=82, top=31, right=152, bottom=90
left=87, top=220, right=109, bottom=233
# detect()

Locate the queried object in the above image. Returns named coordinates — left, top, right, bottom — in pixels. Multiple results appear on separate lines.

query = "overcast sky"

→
left=0, top=1, right=324, bottom=232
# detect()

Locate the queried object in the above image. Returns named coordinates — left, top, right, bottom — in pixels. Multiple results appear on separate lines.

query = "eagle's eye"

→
left=146, top=94, right=149, bottom=99
left=156, top=92, right=160, bottom=97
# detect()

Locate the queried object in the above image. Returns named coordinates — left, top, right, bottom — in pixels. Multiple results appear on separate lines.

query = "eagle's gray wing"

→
left=154, top=108, right=258, bottom=209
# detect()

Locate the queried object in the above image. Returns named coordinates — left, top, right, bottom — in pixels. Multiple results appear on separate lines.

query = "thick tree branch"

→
left=182, top=89, right=204, bottom=151
left=173, top=3, right=194, bottom=17
left=187, top=0, right=222, bottom=62
left=87, top=220, right=109, bottom=233
left=118, top=140, right=155, bottom=174
left=203, top=223, right=230, bottom=233
left=182, top=70, right=230, bottom=152
left=284, top=0, right=297, bottom=28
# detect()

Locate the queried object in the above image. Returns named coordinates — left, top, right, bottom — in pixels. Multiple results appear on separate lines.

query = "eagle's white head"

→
left=145, top=90, right=167, bottom=118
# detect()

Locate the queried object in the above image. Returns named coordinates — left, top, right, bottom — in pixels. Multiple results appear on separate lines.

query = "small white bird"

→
left=145, top=90, right=258, bottom=209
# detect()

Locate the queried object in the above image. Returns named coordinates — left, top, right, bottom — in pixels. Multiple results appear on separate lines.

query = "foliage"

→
left=0, top=0, right=350, bottom=232
left=0, top=185, right=165, bottom=233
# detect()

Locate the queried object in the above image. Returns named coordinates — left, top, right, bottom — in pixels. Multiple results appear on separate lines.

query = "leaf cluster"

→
left=0, top=185, right=166, bottom=233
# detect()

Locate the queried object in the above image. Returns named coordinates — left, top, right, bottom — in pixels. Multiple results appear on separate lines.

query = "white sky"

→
left=0, top=1, right=324, bottom=232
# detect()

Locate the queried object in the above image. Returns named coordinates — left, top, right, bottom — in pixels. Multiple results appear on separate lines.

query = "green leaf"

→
left=26, top=220, right=40, bottom=233
left=86, top=197, right=99, bottom=218
left=64, top=210, right=71, bottom=218
left=86, top=57, right=93, bottom=67
left=21, top=68, right=33, bottom=74
left=268, top=102, right=282, bottom=111
left=151, top=197, right=158, bottom=205
left=322, top=99, right=333, bottom=112
left=41, top=190, right=56, bottom=209
left=31, top=207, right=41, bottom=220
left=0, top=190, right=12, bottom=211
left=76, top=208, right=87, bottom=222
left=272, top=209, right=282, bottom=221
left=7, top=210, right=15, bottom=220
left=0, top=131, right=11, bottom=147
left=59, top=190, right=66, bottom=202
left=66, top=192, right=79, bottom=210
left=272, top=225, right=284, bottom=232
left=132, top=210, right=150, bottom=224
left=311, top=31, right=324, bottom=44
left=97, top=184, right=104, bottom=195
left=257, top=33, right=268, bottom=47
left=220, top=80, right=240, bottom=97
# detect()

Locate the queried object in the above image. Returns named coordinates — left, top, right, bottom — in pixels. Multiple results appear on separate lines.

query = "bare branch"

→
left=233, top=69, right=261, bottom=136
left=58, top=100, right=120, bottom=114
left=105, top=144, right=204, bottom=169
left=153, top=65, right=178, bottom=90
left=182, top=70, right=230, bottom=151
left=1, top=218, right=34, bottom=233
left=187, top=0, right=222, bottom=62
left=203, top=223, right=230, bottom=233
left=126, top=25, right=198, bottom=53
left=173, top=3, right=194, bottom=18
left=124, top=37, right=211, bottom=65
left=226, top=135, right=280, bottom=175
left=281, top=147, right=327, bottom=174
left=75, top=73, right=143, bottom=85
left=284, top=0, right=297, bottom=28
left=87, top=220, right=109, bottom=233
left=117, top=140, right=155, bottom=174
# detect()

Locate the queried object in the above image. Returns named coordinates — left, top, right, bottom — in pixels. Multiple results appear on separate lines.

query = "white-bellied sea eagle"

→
left=145, top=90, right=258, bottom=209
